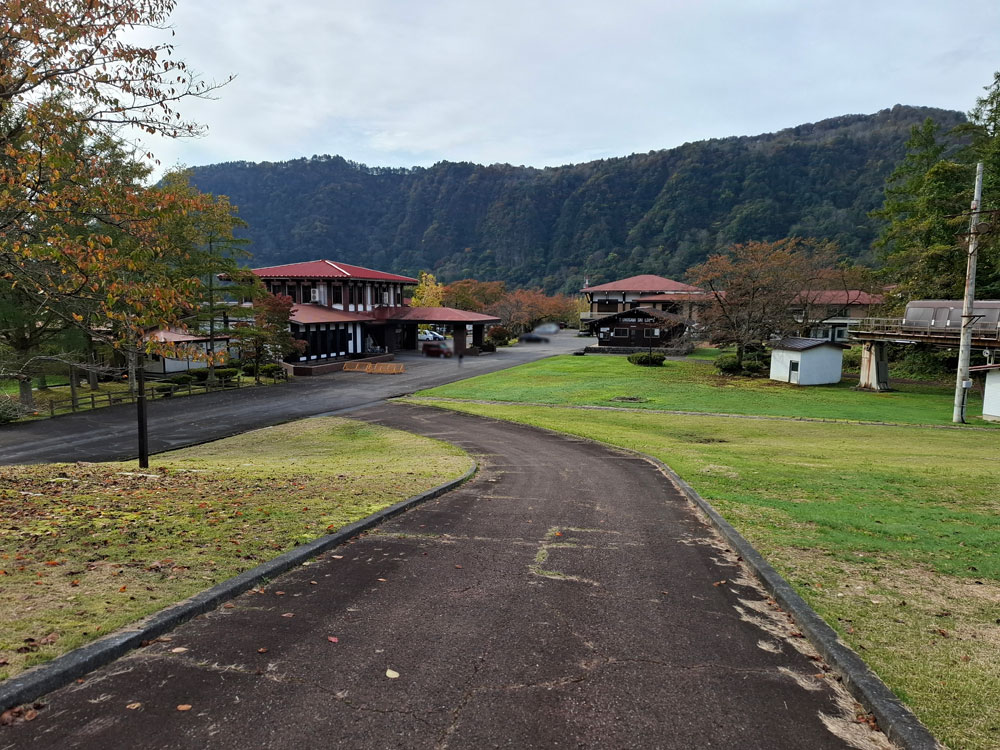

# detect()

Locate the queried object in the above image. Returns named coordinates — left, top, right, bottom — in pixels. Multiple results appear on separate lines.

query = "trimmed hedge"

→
left=169, top=374, right=195, bottom=385
left=213, top=368, right=239, bottom=382
left=260, top=363, right=283, bottom=378
left=627, top=352, right=666, bottom=366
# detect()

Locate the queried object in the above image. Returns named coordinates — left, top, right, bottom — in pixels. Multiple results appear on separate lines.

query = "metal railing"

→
left=852, top=317, right=1000, bottom=341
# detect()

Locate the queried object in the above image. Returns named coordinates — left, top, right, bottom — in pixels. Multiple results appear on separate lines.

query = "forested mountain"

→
left=188, top=105, right=965, bottom=294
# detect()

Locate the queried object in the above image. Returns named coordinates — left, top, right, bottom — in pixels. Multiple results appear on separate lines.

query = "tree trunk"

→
left=37, top=372, right=48, bottom=390
left=735, top=343, right=745, bottom=369
left=127, top=353, right=136, bottom=395
left=69, top=365, right=79, bottom=410
left=17, top=376, right=35, bottom=409
left=87, top=337, right=100, bottom=389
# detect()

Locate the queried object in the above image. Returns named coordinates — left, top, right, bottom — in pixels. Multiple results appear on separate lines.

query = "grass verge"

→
left=405, top=397, right=1000, bottom=750
left=0, top=417, right=470, bottom=680
left=417, top=354, right=993, bottom=426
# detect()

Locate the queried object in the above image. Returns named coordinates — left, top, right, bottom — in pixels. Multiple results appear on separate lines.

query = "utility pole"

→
left=953, top=162, right=984, bottom=423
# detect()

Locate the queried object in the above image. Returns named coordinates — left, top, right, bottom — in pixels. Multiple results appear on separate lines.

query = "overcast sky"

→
left=137, top=0, right=1000, bottom=174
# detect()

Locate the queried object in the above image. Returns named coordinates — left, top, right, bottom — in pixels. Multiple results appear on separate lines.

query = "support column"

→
left=472, top=324, right=485, bottom=348
left=858, top=340, right=890, bottom=391
left=452, top=326, right=468, bottom=355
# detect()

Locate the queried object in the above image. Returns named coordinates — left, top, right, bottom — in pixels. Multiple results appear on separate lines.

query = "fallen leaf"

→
left=119, top=585, right=127, bottom=592
left=257, top=647, right=268, bottom=654
left=0, top=710, right=15, bottom=726
left=454, top=565, right=463, bottom=569
left=281, top=612, right=294, bottom=618
left=385, top=668, right=399, bottom=679
left=176, top=704, right=192, bottom=712
left=170, top=647, right=189, bottom=654
left=23, top=709, right=38, bottom=722
left=126, top=702, right=142, bottom=710
left=223, top=603, right=235, bottom=609
left=275, top=591, right=285, bottom=596
left=332, top=555, right=343, bottom=559
left=713, top=580, right=727, bottom=587
left=377, top=578, right=387, bottom=582
left=38, top=632, right=59, bottom=645
left=310, top=581, right=318, bottom=585
left=327, top=636, right=339, bottom=643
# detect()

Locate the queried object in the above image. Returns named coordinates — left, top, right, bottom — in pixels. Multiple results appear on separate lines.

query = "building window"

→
left=596, top=301, right=619, bottom=313
left=613, top=328, right=628, bottom=337
left=643, top=328, right=660, bottom=338
left=331, top=285, right=343, bottom=305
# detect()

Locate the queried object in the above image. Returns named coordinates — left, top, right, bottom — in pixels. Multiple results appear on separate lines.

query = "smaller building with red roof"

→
left=580, top=274, right=708, bottom=325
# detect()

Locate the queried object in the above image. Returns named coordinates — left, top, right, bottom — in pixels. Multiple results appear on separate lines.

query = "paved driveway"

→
left=4, top=403, right=879, bottom=749
left=0, top=334, right=587, bottom=465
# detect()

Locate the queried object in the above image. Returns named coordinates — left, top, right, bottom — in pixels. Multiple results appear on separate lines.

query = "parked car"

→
left=533, top=323, right=560, bottom=335
left=422, top=341, right=453, bottom=357
left=417, top=330, right=445, bottom=341
left=518, top=332, right=550, bottom=344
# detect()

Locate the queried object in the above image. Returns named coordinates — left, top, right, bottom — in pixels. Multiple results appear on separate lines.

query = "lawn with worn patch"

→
left=418, top=354, right=991, bottom=426
left=0, top=417, right=470, bottom=680
left=407, top=398, right=1000, bottom=750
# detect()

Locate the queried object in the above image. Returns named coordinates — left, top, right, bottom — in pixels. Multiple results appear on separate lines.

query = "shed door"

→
left=788, top=359, right=800, bottom=384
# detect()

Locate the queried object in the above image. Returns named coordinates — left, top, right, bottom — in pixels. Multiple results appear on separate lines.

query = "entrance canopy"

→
left=370, top=305, right=500, bottom=326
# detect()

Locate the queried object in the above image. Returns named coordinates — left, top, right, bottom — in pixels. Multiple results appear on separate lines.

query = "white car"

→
left=417, top=330, right=445, bottom=341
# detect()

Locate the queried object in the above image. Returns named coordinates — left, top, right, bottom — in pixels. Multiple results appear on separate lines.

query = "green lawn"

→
left=409, top=355, right=1000, bottom=749
left=0, top=417, right=470, bottom=680
left=418, top=354, right=991, bottom=426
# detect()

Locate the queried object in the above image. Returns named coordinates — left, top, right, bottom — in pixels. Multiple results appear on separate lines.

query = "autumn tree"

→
left=442, top=279, right=506, bottom=311
left=688, top=238, right=839, bottom=367
left=410, top=271, right=444, bottom=307
left=0, top=1, right=231, bottom=462
left=231, top=294, right=305, bottom=384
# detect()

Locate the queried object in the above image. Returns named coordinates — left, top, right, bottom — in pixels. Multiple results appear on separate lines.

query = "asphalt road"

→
left=3, top=403, right=880, bottom=749
left=0, top=335, right=587, bottom=465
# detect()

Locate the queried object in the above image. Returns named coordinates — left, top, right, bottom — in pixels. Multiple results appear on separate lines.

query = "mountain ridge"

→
left=188, top=104, right=965, bottom=293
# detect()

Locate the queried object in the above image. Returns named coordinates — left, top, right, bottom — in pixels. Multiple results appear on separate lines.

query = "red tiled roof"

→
left=371, top=306, right=500, bottom=324
left=794, top=290, right=884, bottom=305
left=770, top=337, right=850, bottom=351
left=288, top=304, right=374, bottom=324
left=252, top=259, right=418, bottom=284
left=582, top=275, right=702, bottom=294
left=145, top=328, right=229, bottom=343
left=636, top=292, right=710, bottom=302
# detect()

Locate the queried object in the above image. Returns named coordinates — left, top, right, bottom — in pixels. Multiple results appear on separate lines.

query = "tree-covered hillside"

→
left=188, top=105, right=964, bottom=294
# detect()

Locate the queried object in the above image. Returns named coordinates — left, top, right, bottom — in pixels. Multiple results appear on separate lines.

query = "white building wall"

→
left=769, top=349, right=797, bottom=383
left=799, top=346, right=844, bottom=385
left=984, top=369, right=1000, bottom=421
left=769, top=346, right=844, bottom=385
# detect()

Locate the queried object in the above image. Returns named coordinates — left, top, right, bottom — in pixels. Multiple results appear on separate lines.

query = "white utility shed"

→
left=769, top=337, right=849, bottom=385
left=970, top=364, right=1000, bottom=421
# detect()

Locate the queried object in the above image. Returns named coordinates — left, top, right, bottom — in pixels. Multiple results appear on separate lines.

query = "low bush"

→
left=715, top=353, right=769, bottom=376
left=191, top=369, right=210, bottom=382
left=714, top=354, right=742, bottom=375
left=260, top=363, right=283, bottom=378
left=842, top=347, right=863, bottom=370
left=169, top=374, right=194, bottom=386
left=154, top=384, right=174, bottom=397
left=486, top=325, right=512, bottom=346
left=213, top=368, right=239, bottom=382
left=627, top=352, right=666, bottom=367
left=241, top=362, right=257, bottom=376
left=479, top=343, right=497, bottom=353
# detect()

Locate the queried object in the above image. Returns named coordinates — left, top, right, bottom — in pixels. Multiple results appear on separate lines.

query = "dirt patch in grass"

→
left=0, top=417, right=470, bottom=680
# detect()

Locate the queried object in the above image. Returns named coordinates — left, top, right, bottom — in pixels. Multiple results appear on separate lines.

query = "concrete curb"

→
left=647, top=458, right=943, bottom=750
left=0, top=462, right=476, bottom=713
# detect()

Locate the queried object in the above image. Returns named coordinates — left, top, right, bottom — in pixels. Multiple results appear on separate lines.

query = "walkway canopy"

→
left=370, top=306, right=501, bottom=352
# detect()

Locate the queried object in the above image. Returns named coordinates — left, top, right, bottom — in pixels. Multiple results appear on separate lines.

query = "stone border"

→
left=0, top=462, right=476, bottom=713
left=648, top=458, right=943, bottom=750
